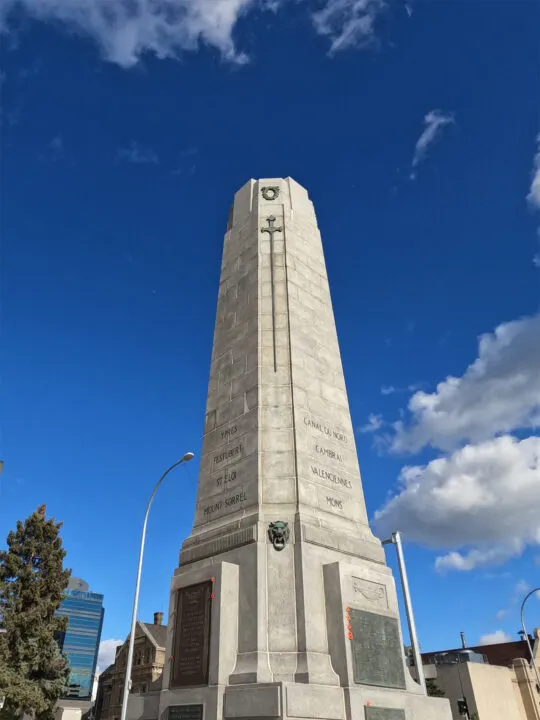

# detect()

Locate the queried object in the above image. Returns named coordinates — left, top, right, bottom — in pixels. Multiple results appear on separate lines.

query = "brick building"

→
left=94, top=613, right=166, bottom=720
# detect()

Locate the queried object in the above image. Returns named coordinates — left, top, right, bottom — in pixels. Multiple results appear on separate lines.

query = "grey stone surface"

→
left=364, top=710, right=405, bottom=720
left=156, top=179, right=451, bottom=720
left=224, top=685, right=281, bottom=718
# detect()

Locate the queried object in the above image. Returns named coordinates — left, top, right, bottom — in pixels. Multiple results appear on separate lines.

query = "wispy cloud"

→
left=172, top=146, right=198, bottom=175
left=410, top=109, right=454, bottom=177
left=491, top=579, right=537, bottom=620
left=381, top=383, right=423, bottom=396
left=358, top=413, right=383, bottom=433
left=479, top=630, right=512, bottom=645
left=514, top=579, right=530, bottom=597
left=527, top=135, right=540, bottom=211
left=0, top=0, right=397, bottom=67
left=484, top=571, right=512, bottom=581
left=40, top=134, right=67, bottom=162
left=527, top=134, right=540, bottom=267
left=116, top=141, right=159, bottom=165
left=0, top=0, right=255, bottom=67
left=312, top=0, right=387, bottom=55
left=50, top=134, right=64, bottom=154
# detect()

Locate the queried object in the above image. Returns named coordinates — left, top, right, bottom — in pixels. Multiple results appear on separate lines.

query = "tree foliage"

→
left=0, top=505, right=71, bottom=720
left=426, top=677, right=446, bottom=698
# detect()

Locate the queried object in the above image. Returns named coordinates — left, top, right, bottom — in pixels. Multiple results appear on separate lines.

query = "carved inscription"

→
left=326, top=496, right=343, bottom=509
left=215, top=467, right=237, bottom=487
left=203, top=491, right=247, bottom=516
left=315, top=444, right=343, bottom=462
left=169, top=706, right=204, bottom=720
left=221, top=425, right=238, bottom=440
left=364, top=709, right=405, bottom=720
left=349, top=609, right=406, bottom=689
left=171, top=582, right=212, bottom=687
left=311, top=465, right=352, bottom=489
left=213, top=443, right=243, bottom=467
left=352, top=578, right=388, bottom=610
left=304, top=415, right=349, bottom=444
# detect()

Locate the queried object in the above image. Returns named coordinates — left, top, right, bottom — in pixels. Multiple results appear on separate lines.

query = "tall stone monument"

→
left=157, top=179, right=451, bottom=720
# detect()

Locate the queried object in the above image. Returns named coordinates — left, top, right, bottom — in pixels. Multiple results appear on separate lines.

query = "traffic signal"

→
left=457, top=698, right=469, bottom=716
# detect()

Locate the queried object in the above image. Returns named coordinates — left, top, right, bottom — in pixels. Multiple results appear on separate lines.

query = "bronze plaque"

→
left=350, top=609, right=406, bottom=689
left=169, top=706, right=204, bottom=720
left=171, top=581, right=212, bottom=687
left=365, top=709, right=405, bottom=720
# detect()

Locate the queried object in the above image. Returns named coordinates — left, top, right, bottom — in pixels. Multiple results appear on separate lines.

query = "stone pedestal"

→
left=158, top=179, right=451, bottom=720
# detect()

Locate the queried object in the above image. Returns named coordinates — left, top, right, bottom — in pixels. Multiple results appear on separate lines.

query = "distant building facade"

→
left=94, top=612, right=166, bottom=720
left=56, top=577, right=105, bottom=700
left=409, top=630, right=540, bottom=720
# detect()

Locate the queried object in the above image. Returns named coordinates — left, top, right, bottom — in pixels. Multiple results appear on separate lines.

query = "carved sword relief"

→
left=261, top=215, right=283, bottom=372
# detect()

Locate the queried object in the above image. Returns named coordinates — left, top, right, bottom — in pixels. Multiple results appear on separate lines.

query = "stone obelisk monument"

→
left=158, top=179, right=450, bottom=720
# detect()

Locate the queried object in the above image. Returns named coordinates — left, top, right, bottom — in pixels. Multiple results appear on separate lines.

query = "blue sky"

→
left=1, top=0, right=539, bottom=671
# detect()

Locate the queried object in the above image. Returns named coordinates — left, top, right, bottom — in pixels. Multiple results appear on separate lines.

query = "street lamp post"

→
left=520, top=587, right=540, bottom=692
left=119, top=453, right=195, bottom=720
left=382, top=531, right=427, bottom=694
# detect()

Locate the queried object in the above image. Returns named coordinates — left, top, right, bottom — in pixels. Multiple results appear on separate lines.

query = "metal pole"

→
left=520, top=587, right=540, bottom=691
left=119, top=453, right=194, bottom=720
left=383, top=531, right=427, bottom=693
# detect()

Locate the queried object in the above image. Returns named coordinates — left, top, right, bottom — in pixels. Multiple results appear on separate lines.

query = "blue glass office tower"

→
left=56, top=577, right=104, bottom=700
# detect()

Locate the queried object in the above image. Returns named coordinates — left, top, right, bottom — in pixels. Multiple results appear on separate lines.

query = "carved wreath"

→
left=261, top=186, right=280, bottom=201
left=353, top=580, right=386, bottom=604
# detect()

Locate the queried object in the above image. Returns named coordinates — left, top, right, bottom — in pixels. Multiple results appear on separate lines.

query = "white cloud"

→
left=479, top=630, right=512, bottom=645
left=312, top=0, right=386, bottom=55
left=435, top=545, right=524, bottom=573
left=117, top=141, right=159, bottom=165
left=410, top=109, right=454, bottom=174
left=373, top=435, right=540, bottom=571
left=527, top=134, right=540, bottom=211
left=392, top=313, right=540, bottom=453
left=0, top=0, right=394, bottom=66
left=358, top=413, right=383, bottom=433
left=381, top=383, right=423, bottom=396
left=514, top=579, right=530, bottom=597
left=496, top=609, right=508, bottom=619
left=0, top=0, right=257, bottom=67
left=527, top=135, right=540, bottom=267
left=96, top=638, right=123, bottom=673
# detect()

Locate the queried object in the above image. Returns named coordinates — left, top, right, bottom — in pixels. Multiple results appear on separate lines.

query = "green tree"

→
left=426, top=678, right=446, bottom=698
left=0, top=505, right=71, bottom=720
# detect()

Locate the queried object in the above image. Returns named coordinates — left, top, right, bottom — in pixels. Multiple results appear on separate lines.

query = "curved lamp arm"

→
left=119, top=452, right=195, bottom=720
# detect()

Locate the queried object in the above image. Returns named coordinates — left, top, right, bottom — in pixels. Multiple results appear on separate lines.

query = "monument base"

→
left=157, top=531, right=452, bottom=720
left=159, top=681, right=451, bottom=720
